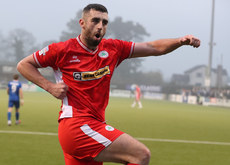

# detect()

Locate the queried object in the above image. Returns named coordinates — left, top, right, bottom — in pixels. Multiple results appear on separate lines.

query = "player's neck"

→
left=79, top=35, right=97, bottom=51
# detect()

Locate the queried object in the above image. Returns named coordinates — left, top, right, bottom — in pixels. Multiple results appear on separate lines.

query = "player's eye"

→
left=92, top=18, right=100, bottom=24
left=102, top=19, right=108, bottom=26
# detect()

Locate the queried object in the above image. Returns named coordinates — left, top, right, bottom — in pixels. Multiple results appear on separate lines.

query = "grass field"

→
left=0, top=89, right=230, bottom=165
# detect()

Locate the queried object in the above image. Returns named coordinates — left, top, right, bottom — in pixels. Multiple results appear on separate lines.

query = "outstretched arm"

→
left=17, top=55, right=68, bottom=100
left=132, top=35, right=200, bottom=58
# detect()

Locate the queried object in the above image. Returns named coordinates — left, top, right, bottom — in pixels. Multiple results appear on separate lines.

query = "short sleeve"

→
left=33, top=43, right=58, bottom=68
left=113, top=39, right=135, bottom=66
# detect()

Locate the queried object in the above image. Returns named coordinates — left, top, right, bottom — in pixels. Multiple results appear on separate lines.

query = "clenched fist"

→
left=48, top=82, right=69, bottom=100
left=180, top=35, right=200, bottom=48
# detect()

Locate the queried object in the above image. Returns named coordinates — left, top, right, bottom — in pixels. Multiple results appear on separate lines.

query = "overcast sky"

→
left=0, top=0, right=229, bottom=80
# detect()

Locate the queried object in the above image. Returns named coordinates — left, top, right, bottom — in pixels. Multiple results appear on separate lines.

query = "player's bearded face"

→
left=82, top=10, right=108, bottom=48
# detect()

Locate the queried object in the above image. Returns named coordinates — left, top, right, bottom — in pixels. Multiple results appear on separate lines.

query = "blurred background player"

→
left=131, top=84, right=143, bottom=108
left=7, top=74, right=24, bottom=126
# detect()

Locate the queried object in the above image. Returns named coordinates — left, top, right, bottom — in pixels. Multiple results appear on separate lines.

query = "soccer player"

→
left=17, top=4, right=200, bottom=165
left=131, top=84, right=143, bottom=109
left=7, top=74, right=24, bottom=126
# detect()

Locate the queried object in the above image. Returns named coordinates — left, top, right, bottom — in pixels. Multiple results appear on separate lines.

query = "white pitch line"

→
left=0, top=130, right=57, bottom=136
left=1, top=130, right=230, bottom=146
left=136, top=137, right=230, bottom=146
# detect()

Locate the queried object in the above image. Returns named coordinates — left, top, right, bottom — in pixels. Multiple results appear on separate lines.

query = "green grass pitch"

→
left=0, top=90, right=230, bottom=165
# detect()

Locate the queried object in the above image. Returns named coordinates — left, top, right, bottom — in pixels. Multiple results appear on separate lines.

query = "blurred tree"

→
left=8, top=28, right=37, bottom=63
left=42, top=40, right=59, bottom=48
left=60, top=10, right=82, bottom=41
left=106, top=17, right=149, bottom=42
left=106, top=17, right=150, bottom=86
left=136, top=71, right=164, bottom=86
left=0, top=31, right=9, bottom=61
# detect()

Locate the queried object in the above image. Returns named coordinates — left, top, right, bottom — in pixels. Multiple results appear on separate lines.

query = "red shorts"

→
left=58, top=117, right=124, bottom=165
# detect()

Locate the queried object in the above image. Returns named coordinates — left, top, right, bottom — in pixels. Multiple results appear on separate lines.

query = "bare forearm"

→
left=132, top=35, right=200, bottom=58
left=17, top=55, right=68, bottom=100
left=148, top=38, right=182, bottom=56
left=17, top=57, right=54, bottom=92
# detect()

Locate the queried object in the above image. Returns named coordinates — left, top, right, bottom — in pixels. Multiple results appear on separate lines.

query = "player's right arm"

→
left=17, top=55, right=68, bottom=100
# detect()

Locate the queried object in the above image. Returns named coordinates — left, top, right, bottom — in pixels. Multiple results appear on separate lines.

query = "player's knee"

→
left=132, top=146, right=151, bottom=165
left=139, top=147, right=151, bottom=164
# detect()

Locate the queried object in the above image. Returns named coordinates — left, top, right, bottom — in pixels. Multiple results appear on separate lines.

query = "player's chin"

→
left=91, top=39, right=101, bottom=47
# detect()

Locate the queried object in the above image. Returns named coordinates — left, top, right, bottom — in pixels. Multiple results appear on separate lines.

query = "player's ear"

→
left=79, top=19, right=84, bottom=28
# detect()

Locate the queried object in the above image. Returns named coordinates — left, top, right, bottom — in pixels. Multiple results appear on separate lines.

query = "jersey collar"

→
left=76, top=35, right=99, bottom=54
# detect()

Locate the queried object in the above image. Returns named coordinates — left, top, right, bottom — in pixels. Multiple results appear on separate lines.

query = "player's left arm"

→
left=19, top=88, right=24, bottom=105
left=132, top=35, right=200, bottom=58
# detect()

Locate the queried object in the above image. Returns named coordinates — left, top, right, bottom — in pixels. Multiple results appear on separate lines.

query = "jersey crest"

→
left=98, top=51, right=109, bottom=58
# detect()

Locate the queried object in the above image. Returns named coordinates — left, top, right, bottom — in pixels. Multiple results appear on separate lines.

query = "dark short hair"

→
left=83, top=4, right=108, bottom=14
left=13, top=74, right=19, bottom=80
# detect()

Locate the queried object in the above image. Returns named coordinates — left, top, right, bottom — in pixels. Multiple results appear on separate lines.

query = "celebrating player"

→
left=17, top=3, right=200, bottom=165
left=7, top=74, right=24, bottom=126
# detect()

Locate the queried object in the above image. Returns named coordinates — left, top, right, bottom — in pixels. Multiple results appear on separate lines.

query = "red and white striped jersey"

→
left=33, top=35, right=135, bottom=122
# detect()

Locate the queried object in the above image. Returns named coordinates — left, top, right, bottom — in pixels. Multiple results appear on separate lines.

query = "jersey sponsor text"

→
left=73, top=66, right=110, bottom=81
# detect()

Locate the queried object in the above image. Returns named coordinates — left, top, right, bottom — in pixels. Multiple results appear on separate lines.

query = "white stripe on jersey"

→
left=60, top=102, right=73, bottom=118
left=54, top=68, right=63, bottom=83
left=129, top=42, right=135, bottom=58
left=80, top=124, right=112, bottom=147
left=33, top=53, right=42, bottom=67
left=54, top=69, right=73, bottom=119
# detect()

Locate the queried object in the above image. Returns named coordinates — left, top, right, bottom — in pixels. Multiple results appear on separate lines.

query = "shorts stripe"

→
left=80, top=124, right=112, bottom=147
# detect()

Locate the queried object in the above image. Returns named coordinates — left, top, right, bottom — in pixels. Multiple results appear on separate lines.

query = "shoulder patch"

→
left=39, top=46, right=49, bottom=56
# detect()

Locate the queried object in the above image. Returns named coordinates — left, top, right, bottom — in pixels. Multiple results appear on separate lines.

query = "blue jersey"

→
left=8, top=80, right=22, bottom=101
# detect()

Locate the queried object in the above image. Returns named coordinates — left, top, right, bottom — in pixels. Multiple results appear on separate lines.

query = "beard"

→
left=84, top=30, right=104, bottom=48
left=86, top=36, right=102, bottom=47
